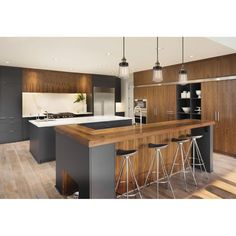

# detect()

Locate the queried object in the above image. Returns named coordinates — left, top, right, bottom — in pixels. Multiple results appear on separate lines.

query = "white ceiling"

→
left=0, top=37, right=235, bottom=76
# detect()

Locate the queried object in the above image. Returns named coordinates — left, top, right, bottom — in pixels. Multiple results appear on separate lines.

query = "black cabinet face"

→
left=0, top=67, right=23, bottom=143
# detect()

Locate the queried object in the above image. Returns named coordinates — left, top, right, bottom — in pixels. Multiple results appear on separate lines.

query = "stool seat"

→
left=116, top=149, right=137, bottom=156
left=187, top=134, right=203, bottom=139
left=148, top=143, right=168, bottom=149
left=171, top=137, right=189, bottom=143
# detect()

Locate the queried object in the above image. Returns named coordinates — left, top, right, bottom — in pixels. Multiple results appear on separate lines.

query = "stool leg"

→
left=159, top=151, right=175, bottom=199
left=169, top=145, right=179, bottom=177
left=180, top=143, right=188, bottom=192
left=183, top=144, right=198, bottom=187
left=126, top=157, right=129, bottom=199
left=156, top=150, right=160, bottom=198
left=115, top=158, right=126, bottom=193
left=194, top=140, right=209, bottom=180
left=144, top=152, right=156, bottom=186
left=128, top=158, right=142, bottom=199
left=185, top=140, right=193, bottom=163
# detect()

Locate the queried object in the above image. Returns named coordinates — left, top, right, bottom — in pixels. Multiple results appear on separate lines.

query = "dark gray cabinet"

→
left=92, top=75, right=121, bottom=102
left=0, top=66, right=22, bottom=143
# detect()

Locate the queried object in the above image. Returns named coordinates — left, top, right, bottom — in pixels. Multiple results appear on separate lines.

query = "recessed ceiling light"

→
left=5, top=61, right=9, bottom=64
left=106, top=52, right=111, bottom=56
left=53, top=57, right=58, bottom=61
left=190, top=55, right=194, bottom=58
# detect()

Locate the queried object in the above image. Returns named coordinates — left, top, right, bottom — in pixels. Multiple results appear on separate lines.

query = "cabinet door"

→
left=164, top=85, right=176, bottom=121
left=218, top=80, right=236, bottom=155
left=201, top=81, right=220, bottom=151
left=152, top=85, right=176, bottom=122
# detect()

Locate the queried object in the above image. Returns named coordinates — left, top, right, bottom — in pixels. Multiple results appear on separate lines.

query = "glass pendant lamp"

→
left=119, top=37, right=129, bottom=79
left=179, top=37, right=188, bottom=84
left=153, top=37, right=163, bottom=83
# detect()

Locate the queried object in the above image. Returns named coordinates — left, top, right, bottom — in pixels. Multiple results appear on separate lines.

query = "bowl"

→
left=182, top=107, right=190, bottom=113
left=196, top=90, right=201, bottom=98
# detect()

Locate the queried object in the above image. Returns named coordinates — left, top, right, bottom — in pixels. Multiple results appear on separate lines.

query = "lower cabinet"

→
left=134, top=85, right=176, bottom=124
left=0, top=118, right=22, bottom=143
left=147, top=85, right=176, bottom=123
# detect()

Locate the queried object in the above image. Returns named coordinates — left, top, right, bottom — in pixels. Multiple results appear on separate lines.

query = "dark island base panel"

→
left=29, top=124, right=55, bottom=163
left=191, top=126, right=213, bottom=172
left=55, top=132, right=116, bottom=199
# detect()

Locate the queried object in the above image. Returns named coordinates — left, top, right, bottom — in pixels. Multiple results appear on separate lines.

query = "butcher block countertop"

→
left=55, top=119, right=215, bottom=147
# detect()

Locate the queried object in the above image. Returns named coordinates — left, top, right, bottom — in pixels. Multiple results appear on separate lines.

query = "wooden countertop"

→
left=55, top=119, right=215, bottom=147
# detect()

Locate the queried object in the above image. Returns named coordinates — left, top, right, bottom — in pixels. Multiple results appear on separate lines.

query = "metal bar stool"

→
left=169, top=137, right=197, bottom=191
left=115, top=149, right=142, bottom=199
left=185, top=134, right=209, bottom=181
left=144, top=143, right=175, bottom=198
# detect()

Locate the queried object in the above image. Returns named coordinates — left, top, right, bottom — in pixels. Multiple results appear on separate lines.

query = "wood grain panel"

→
left=22, top=68, right=92, bottom=93
left=134, top=53, right=236, bottom=86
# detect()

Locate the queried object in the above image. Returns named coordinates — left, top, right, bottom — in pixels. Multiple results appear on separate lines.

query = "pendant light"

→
left=118, top=37, right=129, bottom=79
left=179, top=37, right=188, bottom=84
left=153, top=37, right=163, bottom=83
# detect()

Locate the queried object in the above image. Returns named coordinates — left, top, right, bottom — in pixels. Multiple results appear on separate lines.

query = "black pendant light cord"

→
left=123, top=37, right=125, bottom=60
left=156, top=37, right=159, bottom=63
left=182, top=36, right=184, bottom=66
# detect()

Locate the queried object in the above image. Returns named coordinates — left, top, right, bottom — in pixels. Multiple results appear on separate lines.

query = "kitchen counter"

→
left=29, top=115, right=132, bottom=128
left=55, top=119, right=214, bottom=147
left=23, top=111, right=93, bottom=118
left=29, top=115, right=133, bottom=163
left=55, top=119, right=215, bottom=198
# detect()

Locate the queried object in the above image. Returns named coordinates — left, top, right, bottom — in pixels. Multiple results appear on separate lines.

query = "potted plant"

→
left=74, top=93, right=87, bottom=113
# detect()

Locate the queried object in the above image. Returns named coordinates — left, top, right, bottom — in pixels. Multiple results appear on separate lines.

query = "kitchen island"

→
left=55, top=119, right=215, bottom=199
left=29, top=116, right=132, bottom=163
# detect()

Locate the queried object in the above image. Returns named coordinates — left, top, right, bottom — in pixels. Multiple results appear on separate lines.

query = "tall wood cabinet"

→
left=134, top=85, right=176, bottom=123
left=202, top=80, right=236, bottom=156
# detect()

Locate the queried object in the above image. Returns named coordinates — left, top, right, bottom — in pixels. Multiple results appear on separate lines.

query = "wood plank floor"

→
left=1, top=141, right=236, bottom=199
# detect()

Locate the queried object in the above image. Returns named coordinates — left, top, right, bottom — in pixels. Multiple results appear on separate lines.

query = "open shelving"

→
left=176, top=83, right=201, bottom=120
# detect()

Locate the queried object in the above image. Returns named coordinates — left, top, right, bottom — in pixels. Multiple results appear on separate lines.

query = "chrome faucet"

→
left=44, top=111, right=49, bottom=120
left=134, top=105, right=142, bottom=126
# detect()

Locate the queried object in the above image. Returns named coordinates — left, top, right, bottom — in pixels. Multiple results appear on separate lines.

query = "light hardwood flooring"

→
left=1, top=141, right=236, bottom=199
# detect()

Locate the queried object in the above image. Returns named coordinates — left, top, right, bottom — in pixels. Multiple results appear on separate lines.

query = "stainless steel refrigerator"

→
left=93, top=87, right=115, bottom=115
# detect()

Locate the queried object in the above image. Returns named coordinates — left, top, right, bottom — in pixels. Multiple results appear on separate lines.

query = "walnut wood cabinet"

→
left=134, top=53, right=236, bottom=86
left=134, top=85, right=176, bottom=123
left=22, top=68, right=92, bottom=93
left=202, top=79, right=236, bottom=156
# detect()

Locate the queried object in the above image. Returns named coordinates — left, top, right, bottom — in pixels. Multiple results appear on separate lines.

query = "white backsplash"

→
left=22, top=92, right=87, bottom=117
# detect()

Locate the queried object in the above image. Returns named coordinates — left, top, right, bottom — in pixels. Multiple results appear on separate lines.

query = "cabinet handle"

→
left=214, top=112, right=217, bottom=121
left=0, top=117, right=6, bottom=120
left=218, top=112, right=220, bottom=122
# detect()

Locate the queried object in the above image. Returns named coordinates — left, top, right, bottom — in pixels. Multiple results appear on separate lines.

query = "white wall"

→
left=22, top=92, right=87, bottom=117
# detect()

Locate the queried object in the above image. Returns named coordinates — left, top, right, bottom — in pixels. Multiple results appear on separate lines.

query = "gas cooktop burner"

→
left=47, top=112, right=78, bottom=119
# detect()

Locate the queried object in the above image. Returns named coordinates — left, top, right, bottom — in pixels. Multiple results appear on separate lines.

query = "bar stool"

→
left=185, top=134, right=209, bottom=181
left=144, top=143, right=175, bottom=198
left=169, top=137, right=197, bottom=191
left=115, top=149, right=142, bottom=199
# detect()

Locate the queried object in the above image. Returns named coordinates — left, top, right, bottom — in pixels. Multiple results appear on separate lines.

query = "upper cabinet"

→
left=134, top=53, right=236, bottom=86
left=22, top=69, right=92, bottom=93
left=92, top=75, right=121, bottom=102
